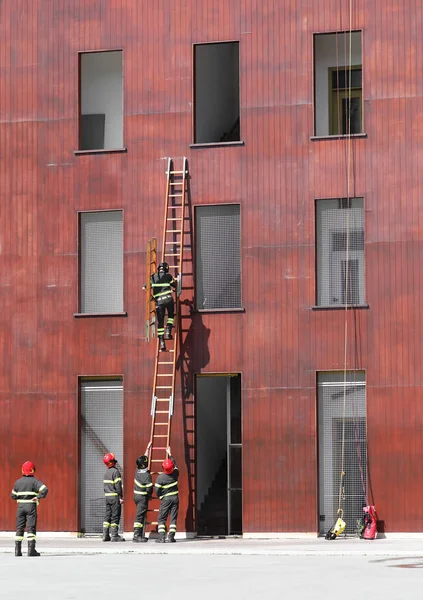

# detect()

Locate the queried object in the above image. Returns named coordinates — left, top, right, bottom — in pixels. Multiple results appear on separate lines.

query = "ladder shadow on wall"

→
left=176, top=169, right=211, bottom=532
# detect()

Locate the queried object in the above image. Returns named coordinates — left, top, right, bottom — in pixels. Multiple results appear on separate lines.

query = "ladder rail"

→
left=146, top=158, right=188, bottom=528
left=145, top=238, right=157, bottom=341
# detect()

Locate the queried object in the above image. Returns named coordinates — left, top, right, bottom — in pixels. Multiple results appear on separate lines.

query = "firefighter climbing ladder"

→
left=146, top=157, right=188, bottom=531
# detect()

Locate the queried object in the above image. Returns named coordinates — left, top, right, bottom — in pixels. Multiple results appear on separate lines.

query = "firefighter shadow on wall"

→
left=177, top=301, right=211, bottom=532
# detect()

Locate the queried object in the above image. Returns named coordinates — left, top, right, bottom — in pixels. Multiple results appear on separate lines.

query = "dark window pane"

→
left=229, top=446, right=242, bottom=489
left=230, top=490, right=243, bottom=535
left=230, top=377, right=242, bottom=444
left=332, top=68, right=362, bottom=90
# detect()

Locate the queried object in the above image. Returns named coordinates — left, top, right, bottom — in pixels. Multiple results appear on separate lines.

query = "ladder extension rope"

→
left=338, top=0, right=354, bottom=516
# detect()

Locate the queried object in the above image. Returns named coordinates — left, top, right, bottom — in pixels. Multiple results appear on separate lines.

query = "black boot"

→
left=102, top=527, right=111, bottom=542
left=159, top=336, right=166, bottom=352
left=15, top=541, right=22, bottom=557
left=28, top=540, right=40, bottom=557
left=132, top=529, right=148, bottom=543
left=110, top=529, right=125, bottom=542
left=167, top=532, right=176, bottom=543
left=164, top=326, right=173, bottom=340
left=155, top=532, right=166, bottom=543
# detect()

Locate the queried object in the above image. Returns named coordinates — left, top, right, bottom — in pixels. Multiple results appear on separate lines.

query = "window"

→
left=317, top=371, right=366, bottom=535
left=314, top=32, right=363, bottom=137
left=195, top=204, right=241, bottom=310
left=316, top=198, right=365, bottom=307
left=194, top=42, right=240, bottom=144
left=80, top=378, right=123, bottom=533
left=79, top=211, right=123, bottom=314
left=79, top=51, right=123, bottom=150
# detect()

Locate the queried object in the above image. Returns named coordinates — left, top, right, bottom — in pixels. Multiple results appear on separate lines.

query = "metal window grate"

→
left=80, top=379, right=123, bottom=534
left=195, top=204, right=241, bottom=310
left=80, top=211, right=123, bottom=313
left=316, top=198, right=365, bottom=306
left=318, top=371, right=367, bottom=535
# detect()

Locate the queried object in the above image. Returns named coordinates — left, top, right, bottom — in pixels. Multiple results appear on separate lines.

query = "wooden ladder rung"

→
left=155, top=410, right=170, bottom=414
left=153, top=435, right=168, bottom=438
left=165, top=230, right=182, bottom=234
left=169, top=170, right=186, bottom=174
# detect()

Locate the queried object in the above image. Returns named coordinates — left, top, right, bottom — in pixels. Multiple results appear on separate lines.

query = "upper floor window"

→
left=195, top=204, right=241, bottom=310
left=79, top=210, right=124, bottom=314
left=314, top=32, right=363, bottom=137
left=316, top=198, right=365, bottom=307
left=194, top=42, right=240, bottom=144
left=79, top=51, right=123, bottom=151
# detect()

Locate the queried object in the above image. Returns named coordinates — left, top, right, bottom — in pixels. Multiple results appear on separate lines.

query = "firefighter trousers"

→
left=104, top=497, right=121, bottom=529
left=157, top=496, right=179, bottom=531
left=156, top=299, right=175, bottom=333
left=134, top=497, right=149, bottom=530
left=16, top=503, right=37, bottom=540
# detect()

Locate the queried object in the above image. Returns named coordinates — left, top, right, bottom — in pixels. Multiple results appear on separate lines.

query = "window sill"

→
left=193, top=307, right=246, bottom=314
left=311, top=304, right=369, bottom=311
left=310, top=133, right=367, bottom=142
left=189, top=141, right=245, bottom=149
left=74, top=148, right=128, bottom=156
left=73, top=312, right=128, bottom=318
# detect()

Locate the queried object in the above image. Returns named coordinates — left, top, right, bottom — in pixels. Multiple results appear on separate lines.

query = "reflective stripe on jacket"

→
left=150, top=273, right=176, bottom=301
left=155, top=456, right=179, bottom=500
left=104, top=466, right=123, bottom=498
left=133, top=469, right=153, bottom=500
left=11, top=476, right=48, bottom=504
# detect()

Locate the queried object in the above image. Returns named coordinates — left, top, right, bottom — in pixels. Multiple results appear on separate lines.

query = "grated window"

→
left=318, top=371, right=367, bottom=536
left=316, top=198, right=365, bottom=306
left=80, top=379, right=124, bottom=534
left=80, top=211, right=123, bottom=313
left=195, top=204, right=241, bottom=310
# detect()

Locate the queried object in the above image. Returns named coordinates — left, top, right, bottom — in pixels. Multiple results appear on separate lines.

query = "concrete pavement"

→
left=0, top=533, right=423, bottom=555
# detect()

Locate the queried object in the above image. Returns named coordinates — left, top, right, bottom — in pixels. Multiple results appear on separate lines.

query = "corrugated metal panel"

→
left=318, top=372, right=366, bottom=535
left=80, top=379, right=123, bottom=534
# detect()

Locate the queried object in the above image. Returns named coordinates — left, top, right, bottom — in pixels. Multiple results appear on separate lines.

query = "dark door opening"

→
left=196, top=374, right=242, bottom=536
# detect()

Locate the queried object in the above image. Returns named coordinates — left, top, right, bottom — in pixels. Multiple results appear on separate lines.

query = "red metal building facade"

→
left=1, top=0, right=422, bottom=533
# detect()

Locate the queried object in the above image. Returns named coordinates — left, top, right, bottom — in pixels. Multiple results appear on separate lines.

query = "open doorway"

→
left=196, top=374, right=242, bottom=536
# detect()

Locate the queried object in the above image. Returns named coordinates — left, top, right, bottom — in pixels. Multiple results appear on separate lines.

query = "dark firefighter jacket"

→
left=155, top=456, right=179, bottom=500
left=150, top=272, right=177, bottom=305
left=134, top=468, right=153, bottom=501
left=103, top=466, right=123, bottom=499
left=11, top=476, right=48, bottom=504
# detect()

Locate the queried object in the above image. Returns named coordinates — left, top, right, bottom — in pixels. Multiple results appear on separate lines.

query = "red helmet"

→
left=21, top=461, right=35, bottom=476
left=162, top=458, right=174, bottom=474
left=103, top=452, right=117, bottom=467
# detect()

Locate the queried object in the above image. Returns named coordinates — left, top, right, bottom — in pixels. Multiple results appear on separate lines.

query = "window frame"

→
left=313, top=197, right=368, bottom=310
left=191, top=41, right=244, bottom=148
left=193, top=202, right=244, bottom=313
left=74, top=209, right=127, bottom=318
left=328, top=65, right=363, bottom=135
left=312, top=30, right=365, bottom=140
left=75, top=49, right=126, bottom=155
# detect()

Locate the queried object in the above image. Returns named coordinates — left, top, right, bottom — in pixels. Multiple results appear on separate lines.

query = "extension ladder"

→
left=146, top=157, right=188, bottom=531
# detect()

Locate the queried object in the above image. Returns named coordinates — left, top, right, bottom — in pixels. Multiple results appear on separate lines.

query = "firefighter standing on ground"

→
left=133, top=441, right=153, bottom=543
left=150, top=261, right=177, bottom=352
left=155, top=446, right=179, bottom=543
left=11, top=461, right=48, bottom=557
left=102, top=452, right=125, bottom=542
